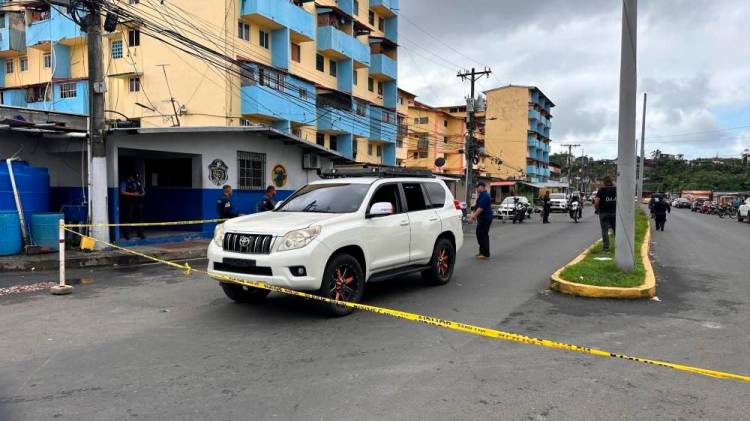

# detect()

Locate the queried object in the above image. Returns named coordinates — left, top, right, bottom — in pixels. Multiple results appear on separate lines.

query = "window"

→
left=352, top=70, right=358, bottom=85
left=316, top=54, right=324, bottom=72
left=19, top=56, right=28, bottom=72
left=376, top=145, right=383, bottom=157
left=26, top=85, right=50, bottom=103
left=418, top=150, right=428, bottom=159
left=353, top=0, right=359, bottom=16
left=240, top=118, right=252, bottom=126
left=128, top=77, right=140, bottom=92
left=396, top=139, right=403, bottom=149
left=5, top=59, right=13, bottom=74
left=259, top=67, right=283, bottom=91
left=377, top=81, right=383, bottom=95
left=378, top=17, right=384, bottom=31
left=128, top=29, right=140, bottom=47
left=111, top=40, right=123, bottom=59
left=368, top=77, right=374, bottom=92
left=60, top=82, right=77, bottom=99
left=424, top=182, right=446, bottom=208
left=43, top=53, right=51, bottom=68
left=237, top=151, right=265, bottom=191
left=444, top=120, right=448, bottom=127
left=291, top=43, right=300, bottom=62
left=238, top=21, right=250, bottom=41
left=382, top=110, right=393, bottom=123
left=368, top=184, right=402, bottom=214
left=398, top=96, right=404, bottom=105
left=417, top=135, right=429, bottom=149
left=129, top=0, right=139, bottom=4
left=419, top=116, right=428, bottom=124
left=329, top=59, right=337, bottom=77
left=330, top=136, right=337, bottom=151
left=259, top=30, right=270, bottom=49
left=413, top=117, right=419, bottom=125
left=368, top=144, right=373, bottom=155
left=368, top=11, right=375, bottom=26
left=299, top=87, right=307, bottom=100
left=355, top=100, right=366, bottom=116
left=402, top=183, right=428, bottom=212
left=292, top=128, right=302, bottom=138
left=316, top=133, right=325, bottom=146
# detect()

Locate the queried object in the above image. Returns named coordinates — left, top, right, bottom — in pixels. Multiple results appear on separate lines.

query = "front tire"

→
left=422, top=238, right=456, bottom=286
left=221, top=282, right=271, bottom=303
left=318, top=254, right=365, bottom=317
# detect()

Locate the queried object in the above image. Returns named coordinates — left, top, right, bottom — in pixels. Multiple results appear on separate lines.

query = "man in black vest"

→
left=120, top=172, right=146, bottom=240
left=594, top=176, right=617, bottom=252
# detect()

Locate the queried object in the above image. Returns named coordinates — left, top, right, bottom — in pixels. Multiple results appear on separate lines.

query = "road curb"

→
left=549, top=219, right=656, bottom=299
left=0, top=248, right=206, bottom=272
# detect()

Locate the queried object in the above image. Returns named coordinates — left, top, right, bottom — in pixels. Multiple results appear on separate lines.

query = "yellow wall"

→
left=402, top=104, right=465, bottom=174
left=483, top=87, right=529, bottom=179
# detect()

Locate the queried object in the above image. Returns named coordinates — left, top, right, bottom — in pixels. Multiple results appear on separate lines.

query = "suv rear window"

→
left=402, top=183, right=428, bottom=212
left=424, top=182, right=446, bottom=208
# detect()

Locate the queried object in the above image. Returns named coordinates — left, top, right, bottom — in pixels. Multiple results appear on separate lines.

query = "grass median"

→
left=559, top=208, right=649, bottom=288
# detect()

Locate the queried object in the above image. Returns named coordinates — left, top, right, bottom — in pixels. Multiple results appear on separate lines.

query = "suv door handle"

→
left=428, top=217, right=439, bottom=222
left=400, top=220, right=409, bottom=226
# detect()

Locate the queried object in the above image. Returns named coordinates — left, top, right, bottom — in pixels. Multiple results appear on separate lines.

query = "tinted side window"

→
left=402, top=183, right=427, bottom=212
left=368, top=184, right=402, bottom=214
left=424, top=182, right=446, bottom=208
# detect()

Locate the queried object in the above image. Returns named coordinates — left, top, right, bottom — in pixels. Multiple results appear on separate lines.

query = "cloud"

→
left=397, top=0, right=750, bottom=159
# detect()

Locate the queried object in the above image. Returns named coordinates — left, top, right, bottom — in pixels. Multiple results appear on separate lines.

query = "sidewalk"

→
left=0, top=240, right=210, bottom=272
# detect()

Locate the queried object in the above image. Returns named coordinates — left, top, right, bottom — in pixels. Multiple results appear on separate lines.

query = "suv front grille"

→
left=223, top=232, right=274, bottom=254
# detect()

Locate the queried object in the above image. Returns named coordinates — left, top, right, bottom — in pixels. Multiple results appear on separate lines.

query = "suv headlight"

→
left=278, top=225, right=321, bottom=252
left=213, top=223, right=225, bottom=247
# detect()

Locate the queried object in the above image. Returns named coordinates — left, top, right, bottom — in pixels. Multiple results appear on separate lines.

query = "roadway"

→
left=1, top=205, right=748, bottom=420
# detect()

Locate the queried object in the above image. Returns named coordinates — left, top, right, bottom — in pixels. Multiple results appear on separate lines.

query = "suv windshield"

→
left=276, top=183, right=369, bottom=213
left=550, top=193, right=565, bottom=200
left=502, top=197, right=527, bottom=204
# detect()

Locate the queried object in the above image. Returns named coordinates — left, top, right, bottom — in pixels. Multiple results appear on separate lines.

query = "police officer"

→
left=120, top=172, right=146, bottom=240
left=652, top=194, right=671, bottom=231
left=594, top=176, right=617, bottom=252
left=217, top=185, right=239, bottom=219
left=256, top=185, right=276, bottom=213
left=541, top=191, right=551, bottom=223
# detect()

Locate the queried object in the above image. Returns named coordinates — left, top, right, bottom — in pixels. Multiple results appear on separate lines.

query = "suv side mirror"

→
left=368, top=202, right=394, bottom=217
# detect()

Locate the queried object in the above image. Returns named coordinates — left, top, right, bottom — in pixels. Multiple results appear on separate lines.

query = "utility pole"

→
left=157, top=64, right=181, bottom=127
left=457, top=67, right=491, bottom=206
left=636, top=92, right=647, bottom=200
left=560, top=143, right=580, bottom=193
left=615, top=0, right=638, bottom=272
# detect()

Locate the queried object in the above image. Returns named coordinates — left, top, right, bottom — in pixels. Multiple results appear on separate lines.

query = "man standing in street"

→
left=257, top=185, right=277, bottom=213
left=468, top=181, right=493, bottom=259
left=652, top=194, right=671, bottom=231
left=120, top=172, right=146, bottom=240
left=217, top=185, right=239, bottom=219
left=594, top=176, right=617, bottom=252
left=541, top=191, right=551, bottom=223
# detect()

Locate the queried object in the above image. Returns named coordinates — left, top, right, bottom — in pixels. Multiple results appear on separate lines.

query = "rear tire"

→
left=317, top=253, right=365, bottom=317
left=221, top=282, right=270, bottom=303
left=422, top=238, right=456, bottom=286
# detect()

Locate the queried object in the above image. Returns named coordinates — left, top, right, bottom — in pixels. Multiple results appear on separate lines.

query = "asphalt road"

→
left=1, top=206, right=748, bottom=420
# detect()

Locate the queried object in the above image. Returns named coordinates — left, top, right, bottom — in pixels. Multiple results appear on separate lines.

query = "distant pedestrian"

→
left=120, top=172, right=146, bottom=240
left=468, top=181, right=493, bottom=259
left=217, top=185, right=239, bottom=219
left=594, top=176, right=617, bottom=252
left=651, top=194, right=671, bottom=231
left=541, top=191, right=551, bottom=223
left=256, top=185, right=277, bottom=212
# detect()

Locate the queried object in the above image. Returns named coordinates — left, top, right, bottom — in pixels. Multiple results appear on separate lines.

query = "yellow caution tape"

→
left=62, top=228, right=750, bottom=384
left=62, top=218, right=227, bottom=228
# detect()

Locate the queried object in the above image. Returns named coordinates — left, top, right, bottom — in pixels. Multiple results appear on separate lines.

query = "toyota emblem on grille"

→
left=239, top=236, right=251, bottom=247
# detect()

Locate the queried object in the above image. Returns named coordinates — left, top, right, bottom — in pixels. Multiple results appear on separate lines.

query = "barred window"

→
left=60, top=82, right=77, bottom=99
left=43, top=53, right=52, bottom=68
left=19, top=56, right=28, bottom=72
left=111, top=40, right=123, bottom=59
left=237, top=151, right=265, bottom=191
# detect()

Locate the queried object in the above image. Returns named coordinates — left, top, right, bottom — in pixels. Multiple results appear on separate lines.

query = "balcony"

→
left=369, top=117, right=397, bottom=143
left=317, top=106, right=370, bottom=138
left=527, top=136, right=540, bottom=149
left=27, top=81, right=89, bottom=115
left=369, top=53, right=397, bottom=80
left=241, top=0, right=315, bottom=42
left=528, top=109, right=540, bottom=121
left=527, top=165, right=538, bottom=176
left=241, top=84, right=316, bottom=124
left=317, top=26, right=370, bottom=66
left=0, top=13, right=26, bottom=57
left=370, top=0, right=398, bottom=17
left=26, top=7, right=83, bottom=48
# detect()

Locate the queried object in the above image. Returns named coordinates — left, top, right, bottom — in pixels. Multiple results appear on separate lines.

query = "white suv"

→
left=207, top=176, right=463, bottom=316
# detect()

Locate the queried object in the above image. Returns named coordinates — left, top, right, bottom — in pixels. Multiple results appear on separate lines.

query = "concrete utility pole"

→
left=86, top=1, right=110, bottom=245
left=636, top=92, right=647, bottom=200
left=615, top=0, right=638, bottom=272
left=560, top=143, right=580, bottom=193
left=457, top=67, right=491, bottom=207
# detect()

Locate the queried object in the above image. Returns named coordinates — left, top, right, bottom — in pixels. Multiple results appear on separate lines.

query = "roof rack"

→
left=320, top=165, right=435, bottom=179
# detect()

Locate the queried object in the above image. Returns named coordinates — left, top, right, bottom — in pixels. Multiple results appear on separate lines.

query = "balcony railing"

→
left=241, top=84, right=316, bottom=124
left=317, top=25, right=370, bottom=66
left=317, top=105, right=370, bottom=138
left=241, top=0, right=315, bottom=41
left=370, top=0, right=398, bottom=17
left=528, top=110, right=540, bottom=121
left=369, top=53, right=397, bottom=80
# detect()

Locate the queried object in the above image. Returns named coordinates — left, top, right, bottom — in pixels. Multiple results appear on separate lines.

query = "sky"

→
left=396, top=0, right=750, bottom=159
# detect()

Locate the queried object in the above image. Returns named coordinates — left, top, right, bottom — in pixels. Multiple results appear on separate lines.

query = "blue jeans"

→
left=599, top=213, right=616, bottom=250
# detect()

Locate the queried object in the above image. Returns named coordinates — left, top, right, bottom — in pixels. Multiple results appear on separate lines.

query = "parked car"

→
left=496, top=196, right=532, bottom=221
left=675, top=198, right=691, bottom=208
left=738, top=198, right=750, bottom=223
left=549, top=193, right=568, bottom=212
left=207, top=175, right=463, bottom=316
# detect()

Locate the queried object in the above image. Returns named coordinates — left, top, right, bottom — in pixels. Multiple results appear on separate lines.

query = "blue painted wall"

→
left=52, top=42, right=70, bottom=79
left=271, top=27, right=290, bottom=70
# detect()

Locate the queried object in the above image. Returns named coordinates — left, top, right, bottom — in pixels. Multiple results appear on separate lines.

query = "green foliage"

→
left=644, top=158, right=750, bottom=192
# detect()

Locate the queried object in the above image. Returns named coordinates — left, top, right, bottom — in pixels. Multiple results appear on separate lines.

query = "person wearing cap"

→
left=468, top=181, right=493, bottom=259
left=120, top=171, right=146, bottom=240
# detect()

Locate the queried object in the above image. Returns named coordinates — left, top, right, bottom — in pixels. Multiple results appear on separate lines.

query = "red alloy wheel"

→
left=329, top=265, right=356, bottom=301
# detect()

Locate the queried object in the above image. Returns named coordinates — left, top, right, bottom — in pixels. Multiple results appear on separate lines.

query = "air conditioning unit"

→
left=303, top=153, right=321, bottom=169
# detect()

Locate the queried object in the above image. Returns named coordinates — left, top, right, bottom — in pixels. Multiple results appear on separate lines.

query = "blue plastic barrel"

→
left=30, top=212, right=63, bottom=251
left=0, top=161, right=50, bottom=214
left=0, top=211, right=22, bottom=256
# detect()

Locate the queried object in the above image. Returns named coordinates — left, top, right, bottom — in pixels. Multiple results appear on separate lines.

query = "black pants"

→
left=655, top=214, right=667, bottom=231
left=599, top=213, right=616, bottom=250
left=122, top=200, right=144, bottom=238
left=542, top=206, right=550, bottom=223
left=476, top=218, right=492, bottom=257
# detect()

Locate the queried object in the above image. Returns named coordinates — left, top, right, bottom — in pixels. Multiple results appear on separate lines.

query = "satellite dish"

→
left=434, top=157, right=446, bottom=167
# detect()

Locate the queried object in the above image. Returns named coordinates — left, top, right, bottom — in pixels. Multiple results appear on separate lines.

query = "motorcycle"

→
left=511, top=202, right=529, bottom=224
left=569, top=201, right=581, bottom=223
left=717, top=205, right=738, bottom=219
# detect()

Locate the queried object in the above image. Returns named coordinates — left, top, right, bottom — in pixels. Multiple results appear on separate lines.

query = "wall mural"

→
left=272, top=164, right=287, bottom=188
left=208, top=159, right=228, bottom=186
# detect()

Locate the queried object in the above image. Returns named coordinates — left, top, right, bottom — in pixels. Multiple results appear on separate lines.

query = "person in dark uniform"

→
left=120, top=172, right=146, bottom=240
left=651, top=194, right=671, bottom=231
left=256, top=185, right=277, bottom=213
left=217, top=185, right=239, bottom=219
left=541, top=191, right=551, bottom=223
left=595, top=176, right=617, bottom=252
left=468, top=181, right=493, bottom=259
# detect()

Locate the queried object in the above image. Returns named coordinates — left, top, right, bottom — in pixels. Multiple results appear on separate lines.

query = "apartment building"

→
left=439, top=85, right=553, bottom=183
left=404, top=98, right=466, bottom=175
left=0, top=0, right=399, bottom=165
